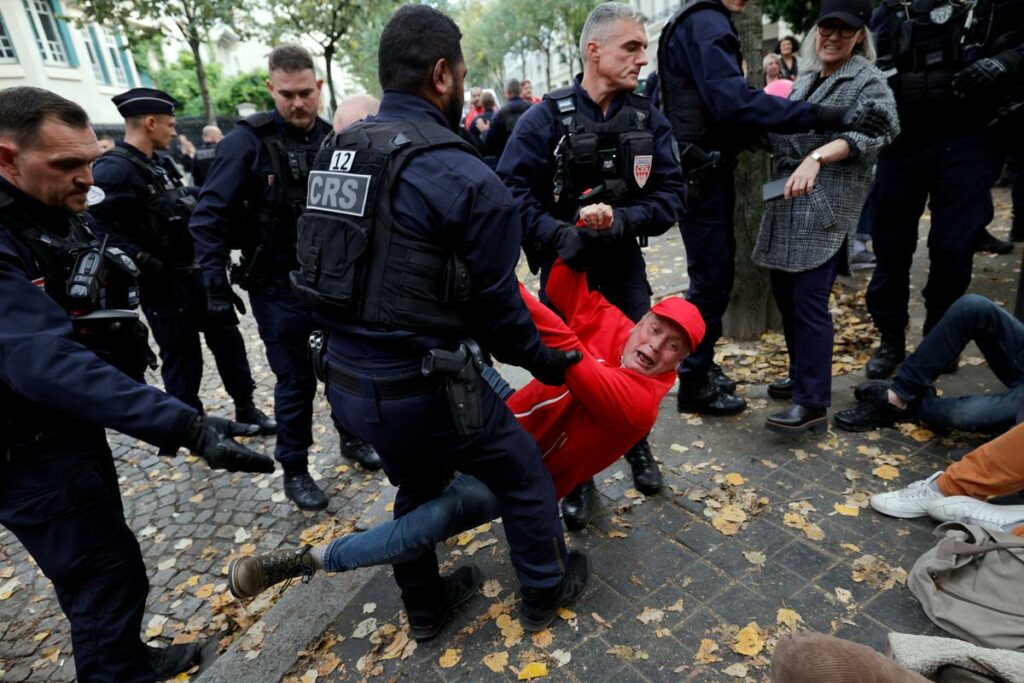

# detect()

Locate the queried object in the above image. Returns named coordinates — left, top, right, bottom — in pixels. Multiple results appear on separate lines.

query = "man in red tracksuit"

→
left=229, top=259, right=705, bottom=615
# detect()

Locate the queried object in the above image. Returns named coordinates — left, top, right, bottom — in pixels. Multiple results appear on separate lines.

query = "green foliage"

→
left=215, top=70, right=274, bottom=114
left=150, top=53, right=272, bottom=117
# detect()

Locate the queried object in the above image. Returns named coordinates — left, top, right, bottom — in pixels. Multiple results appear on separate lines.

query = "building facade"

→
left=0, top=0, right=144, bottom=124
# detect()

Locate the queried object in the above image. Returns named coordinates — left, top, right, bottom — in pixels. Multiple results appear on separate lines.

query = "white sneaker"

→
left=870, top=471, right=945, bottom=518
left=929, top=497, right=1024, bottom=532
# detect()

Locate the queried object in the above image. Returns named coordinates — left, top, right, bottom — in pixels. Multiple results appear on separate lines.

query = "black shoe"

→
left=767, top=377, right=794, bottom=400
left=975, top=228, right=1014, bottom=255
left=677, top=377, right=746, bottom=416
left=406, top=565, right=482, bottom=642
left=624, top=440, right=662, bottom=495
left=709, top=363, right=737, bottom=394
left=561, top=480, right=596, bottom=531
left=283, top=470, right=328, bottom=511
left=340, top=435, right=383, bottom=471
left=520, top=551, right=590, bottom=632
left=236, top=403, right=277, bottom=435
left=834, top=390, right=910, bottom=432
left=866, top=331, right=905, bottom=379
left=854, top=379, right=891, bottom=402
left=228, top=545, right=315, bottom=599
left=764, top=403, right=827, bottom=434
left=147, top=643, right=201, bottom=680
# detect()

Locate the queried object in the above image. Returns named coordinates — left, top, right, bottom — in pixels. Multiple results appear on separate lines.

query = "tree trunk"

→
left=544, top=44, right=551, bottom=92
left=189, top=36, right=216, bottom=124
left=721, top=0, right=779, bottom=340
left=323, top=44, right=338, bottom=111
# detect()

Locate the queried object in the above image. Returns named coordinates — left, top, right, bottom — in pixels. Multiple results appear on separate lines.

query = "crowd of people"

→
left=0, top=0, right=1022, bottom=680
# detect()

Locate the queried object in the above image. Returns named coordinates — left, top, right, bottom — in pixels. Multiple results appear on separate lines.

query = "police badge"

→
left=633, top=155, right=653, bottom=189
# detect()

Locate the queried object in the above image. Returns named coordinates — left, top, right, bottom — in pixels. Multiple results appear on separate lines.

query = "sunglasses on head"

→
left=818, top=21, right=860, bottom=38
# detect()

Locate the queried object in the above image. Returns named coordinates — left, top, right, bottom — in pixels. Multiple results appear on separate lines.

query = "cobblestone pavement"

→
left=0, top=190, right=1019, bottom=682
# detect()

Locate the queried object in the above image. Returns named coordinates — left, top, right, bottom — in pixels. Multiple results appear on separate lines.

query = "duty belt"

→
left=324, top=361, right=438, bottom=399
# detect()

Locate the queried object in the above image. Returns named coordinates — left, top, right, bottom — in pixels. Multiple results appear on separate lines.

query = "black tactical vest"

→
left=546, top=86, right=657, bottom=220
left=657, top=0, right=738, bottom=152
left=103, top=147, right=197, bottom=265
left=0, top=188, right=153, bottom=381
left=290, top=120, right=478, bottom=336
left=238, top=113, right=324, bottom=265
left=192, top=142, right=217, bottom=185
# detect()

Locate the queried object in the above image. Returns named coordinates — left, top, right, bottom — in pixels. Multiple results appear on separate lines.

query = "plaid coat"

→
left=753, top=55, right=900, bottom=273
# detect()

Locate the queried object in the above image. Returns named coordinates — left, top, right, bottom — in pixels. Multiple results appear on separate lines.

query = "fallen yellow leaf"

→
left=711, top=515, right=740, bottom=536
left=695, top=638, right=721, bottom=664
left=732, top=622, right=765, bottom=657
left=833, top=503, right=860, bottom=517
left=482, top=651, right=508, bottom=673
left=873, top=465, right=899, bottom=480
left=557, top=608, right=576, bottom=620
left=518, top=661, right=548, bottom=680
left=438, top=648, right=461, bottom=668
left=531, top=629, right=554, bottom=648
left=725, top=473, right=746, bottom=486
left=777, top=608, right=803, bottom=628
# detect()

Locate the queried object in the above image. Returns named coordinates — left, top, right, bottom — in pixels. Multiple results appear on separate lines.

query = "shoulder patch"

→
left=86, top=185, right=106, bottom=206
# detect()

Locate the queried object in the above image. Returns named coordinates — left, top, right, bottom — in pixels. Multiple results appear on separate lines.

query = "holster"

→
left=231, top=244, right=265, bottom=291
left=679, top=142, right=721, bottom=207
left=421, top=339, right=485, bottom=436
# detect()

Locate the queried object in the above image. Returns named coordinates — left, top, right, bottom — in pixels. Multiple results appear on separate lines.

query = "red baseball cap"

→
left=650, top=297, right=705, bottom=352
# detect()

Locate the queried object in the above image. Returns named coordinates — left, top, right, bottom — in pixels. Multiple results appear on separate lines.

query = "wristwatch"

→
left=810, top=151, right=823, bottom=163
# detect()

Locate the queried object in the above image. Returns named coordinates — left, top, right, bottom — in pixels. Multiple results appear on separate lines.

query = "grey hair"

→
left=762, top=53, right=782, bottom=70
left=579, top=2, right=648, bottom=58
left=800, top=25, right=877, bottom=72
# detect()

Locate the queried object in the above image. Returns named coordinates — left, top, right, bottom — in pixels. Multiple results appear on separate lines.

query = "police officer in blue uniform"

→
left=658, top=0, right=888, bottom=414
left=89, top=88, right=275, bottom=439
left=0, top=86, right=274, bottom=682
left=478, top=78, right=531, bottom=162
left=190, top=46, right=382, bottom=512
left=863, top=0, right=1024, bottom=379
left=498, top=2, right=685, bottom=530
left=291, top=5, right=588, bottom=637
left=190, top=124, right=223, bottom=187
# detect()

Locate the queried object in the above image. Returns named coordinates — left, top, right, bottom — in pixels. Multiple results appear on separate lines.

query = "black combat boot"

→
left=560, top=480, right=597, bottom=531
left=865, top=331, right=905, bottom=379
left=147, top=643, right=201, bottom=680
left=228, top=545, right=316, bottom=599
left=236, top=402, right=277, bottom=435
left=520, top=551, right=590, bottom=632
left=677, top=374, right=746, bottom=416
left=834, top=381, right=911, bottom=432
left=340, top=435, right=383, bottom=470
left=709, top=362, right=737, bottom=394
left=974, top=228, right=1014, bottom=255
left=767, top=377, right=794, bottom=400
left=764, top=403, right=827, bottom=434
left=624, top=439, right=662, bottom=495
left=283, top=470, right=328, bottom=511
left=406, top=565, right=482, bottom=642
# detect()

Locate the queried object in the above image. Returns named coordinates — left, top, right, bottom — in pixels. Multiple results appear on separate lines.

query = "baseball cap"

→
left=650, top=297, right=705, bottom=352
left=816, top=0, right=872, bottom=28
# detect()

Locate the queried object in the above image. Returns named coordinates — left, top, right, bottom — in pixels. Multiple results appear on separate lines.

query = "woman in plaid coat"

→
left=753, top=0, right=900, bottom=433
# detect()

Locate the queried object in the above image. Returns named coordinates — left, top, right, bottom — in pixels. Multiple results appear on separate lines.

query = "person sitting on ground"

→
left=835, top=293, right=1024, bottom=434
left=226, top=246, right=705, bottom=619
left=870, top=420, right=1024, bottom=535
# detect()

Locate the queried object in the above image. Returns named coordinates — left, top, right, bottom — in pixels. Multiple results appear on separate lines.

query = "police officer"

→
left=291, top=5, right=587, bottom=636
left=0, top=86, right=274, bottom=683
left=498, top=2, right=686, bottom=530
left=191, top=124, right=223, bottom=187
left=89, top=88, right=275, bottom=438
left=658, top=0, right=889, bottom=414
left=190, top=46, right=382, bottom=511
left=477, top=78, right=530, bottom=162
left=863, top=0, right=1024, bottom=378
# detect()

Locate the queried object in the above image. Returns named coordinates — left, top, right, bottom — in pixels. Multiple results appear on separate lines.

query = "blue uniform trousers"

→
left=0, top=431, right=152, bottom=683
left=769, top=252, right=843, bottom=409
left=145, top=272, right=255, bottom=413
left=867, top=128, right=994, bottom=334
left=677, top=168, right=737, bottom=383
left=248, top=278, right=316, bottom=470
left=326, top=374, right=565, bottom=607
left=538, top=237, right=652, bottom=324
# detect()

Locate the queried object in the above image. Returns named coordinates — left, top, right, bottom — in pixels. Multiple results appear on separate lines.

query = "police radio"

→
left=67, top=235, right=108, bottom=304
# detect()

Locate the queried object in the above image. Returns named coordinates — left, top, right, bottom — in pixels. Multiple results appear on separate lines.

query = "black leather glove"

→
left=134, top=251, right=164, bottom=276
left=553, top=223, right=596, bottom=271
left=206, top=285, right=246, bottom=323
left=180, top=415, right=274, bottom=473
left=531, top=348, right=583, bottom=386
left=816, top=102, right=889, bottom=137
left=581, top=212, right=628, bottom=242
left=953, top=50, right=1024, bottom=98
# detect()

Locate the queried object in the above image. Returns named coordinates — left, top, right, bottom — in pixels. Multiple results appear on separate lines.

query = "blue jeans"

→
left=323, top=474, right=500, bottom=571
left=892, top=294, right=1024, bottom=433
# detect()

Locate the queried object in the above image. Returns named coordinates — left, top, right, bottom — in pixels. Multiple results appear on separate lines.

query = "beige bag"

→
left=908, top=522, right=1024, bottom=651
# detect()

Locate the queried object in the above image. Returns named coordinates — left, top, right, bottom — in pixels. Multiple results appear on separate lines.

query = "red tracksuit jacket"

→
left=509, top=260, right=677, bottom=499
